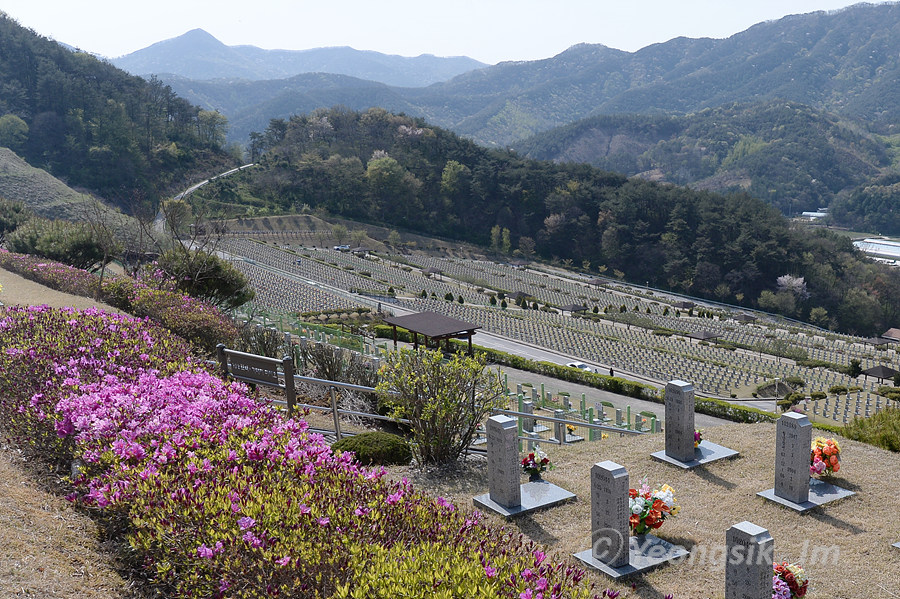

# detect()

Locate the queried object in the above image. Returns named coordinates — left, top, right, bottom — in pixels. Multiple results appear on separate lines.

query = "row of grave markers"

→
left=473, top=380, right=870, bottom=594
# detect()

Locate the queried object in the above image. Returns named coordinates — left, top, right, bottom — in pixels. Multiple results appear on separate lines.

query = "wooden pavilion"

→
left=382, top=311, right=481, bottom=355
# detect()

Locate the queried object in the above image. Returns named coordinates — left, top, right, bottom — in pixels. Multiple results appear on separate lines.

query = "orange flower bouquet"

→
left=628, top=479, right=678, bottom=535
left=810, top=437, right=841, bottom=477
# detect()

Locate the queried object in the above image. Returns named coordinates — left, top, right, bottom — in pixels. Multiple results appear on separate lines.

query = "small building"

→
left=882, top=328, right=900, bottom=342
left=382, top=311, right=481, bottom=355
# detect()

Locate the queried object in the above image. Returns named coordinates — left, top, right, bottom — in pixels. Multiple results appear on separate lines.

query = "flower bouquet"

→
left=773, top=561, right=808, bottom=598
left=810, top=437, right=841, bottom=477
left=521, top=447, right=552, bottom=478
left=628, top=479, right=678, bottom=535
left=694, top=429, right=703, bottom=448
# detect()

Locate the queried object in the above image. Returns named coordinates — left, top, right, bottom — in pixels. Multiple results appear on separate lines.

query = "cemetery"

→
left=395, top=415, right=898, bottom=597
left=209, top=233, right=900, bottom=595
left=222, top=234, right=900, bottom=409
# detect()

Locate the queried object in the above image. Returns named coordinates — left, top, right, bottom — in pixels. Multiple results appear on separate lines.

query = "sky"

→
left=0, top=0, right=886, bottom=65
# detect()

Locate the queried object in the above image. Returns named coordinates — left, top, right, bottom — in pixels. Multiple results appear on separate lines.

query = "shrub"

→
left=784, top=376, right=806, bottom=388
left=829, top=385, right=849, bottom=395
left=7, top=307, right=601, bottom=599
left=843, top=408, right=900, bottom=452
left=0, top=250, right=99, bottom=297
left=332, top=432, right=412, bottom=466
left=0, top=305, right=192, bottom=458
left=877, top=386, right=900, bottom=401
left=810, top=391, right=827, bottom=400
left=377, top=349, right=506, bottom=465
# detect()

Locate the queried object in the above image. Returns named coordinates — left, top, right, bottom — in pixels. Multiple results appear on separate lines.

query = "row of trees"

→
left=216, top=107, right=900, bottom=335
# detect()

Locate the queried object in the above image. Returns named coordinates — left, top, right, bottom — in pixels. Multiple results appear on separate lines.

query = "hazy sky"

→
left=0, top=0, right=884, bottom=64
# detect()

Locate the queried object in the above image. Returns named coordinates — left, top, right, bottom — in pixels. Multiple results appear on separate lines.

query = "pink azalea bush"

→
left=0, top=305, right=193, bottom=455
left=0, top=251, right=238, bottom=353
left=1, top=305, right=603, bottom=599
left=0, top=250, right=99, bottom=296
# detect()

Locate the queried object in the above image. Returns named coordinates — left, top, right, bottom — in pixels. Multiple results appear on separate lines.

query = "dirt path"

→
left=0, top=267, right=121, bottom=313
left=0, top=267, right=130, bottom=599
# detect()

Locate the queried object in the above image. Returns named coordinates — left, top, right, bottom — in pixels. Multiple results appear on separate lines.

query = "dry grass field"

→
left=388, top=423, right=900, bottom=599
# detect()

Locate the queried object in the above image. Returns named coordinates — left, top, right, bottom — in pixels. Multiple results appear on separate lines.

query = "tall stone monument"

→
left=758, top=412, right=854, bottom=511
left=574, top=461, right=687, bottom=578
left=725, top=522, right=774, bottom=599
left=473, top=416, right=575, bottom=518
left=652, top=379, right=738, bottom=469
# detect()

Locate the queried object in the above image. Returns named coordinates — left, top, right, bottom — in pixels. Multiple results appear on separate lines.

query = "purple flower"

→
left=197, top=544, right=214, bottom=559
left=238, top=516, right=256, bottom=530
left=275, top=556, right=291, bottom=567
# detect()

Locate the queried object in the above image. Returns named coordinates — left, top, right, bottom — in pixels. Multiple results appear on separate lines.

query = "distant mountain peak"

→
left=111, top=30, right=486, bottom=87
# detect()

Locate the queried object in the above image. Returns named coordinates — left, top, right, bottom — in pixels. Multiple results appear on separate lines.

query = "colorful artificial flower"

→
left=810, top=437, right=841, bottom=477
left=694, top=429, right=703, bottom=448
left=628, top=479, right=678, bottom=534
left=774, top=561, right=808, bottom=598
left=521, top=447, right=552, bottom=476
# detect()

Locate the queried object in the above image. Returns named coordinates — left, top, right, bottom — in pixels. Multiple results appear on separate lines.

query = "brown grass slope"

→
left=390, top=423, right=900, bottom=598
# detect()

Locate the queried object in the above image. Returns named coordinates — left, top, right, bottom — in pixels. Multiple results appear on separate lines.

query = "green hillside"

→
left=194, top=107, right=900, bottom=335
left=514, top=101, right=895, bottom=219
left=0, top=12, right=237, bottom=209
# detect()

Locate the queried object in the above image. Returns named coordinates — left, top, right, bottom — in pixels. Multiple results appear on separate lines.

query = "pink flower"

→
left=317, top=517, right=330, bottom=526
left=275, top=556, right=291, bottom=566
left=238, top=516, right=256, bottom=530
left=484, top=565, right=497, bottom=578
left=386, top=491, right=403, bottom=505
left=197, top=544, right=214, bottom=559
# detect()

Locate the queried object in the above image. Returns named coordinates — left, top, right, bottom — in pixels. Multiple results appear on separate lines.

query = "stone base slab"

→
left=473, top=480, right=575, bottom=519
left=651, top=441, right=739, bottom=469
left=574, top=533, right=688, bottom=579
left=757, top=478, right=856, bottom=513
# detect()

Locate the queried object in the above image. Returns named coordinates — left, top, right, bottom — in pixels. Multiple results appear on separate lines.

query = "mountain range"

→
left=110, top=28, right=487, bottom=88
left=118, top=3, right=900, bottom=151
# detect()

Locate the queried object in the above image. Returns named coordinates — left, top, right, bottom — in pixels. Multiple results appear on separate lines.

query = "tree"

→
left=331, top=224, right=349, bottom=245
left=156, top=248, right=255, bottom=310
left=490, top=225, right=502, bottom=253
left=376, top=349, right=505, bottom=464
left=76, top=196, right=125, bottom=299
left=518, top=236, right=536, bottom=259
left=0, top=198, right=30, bottom=245
left=6, top=218, right=104, bottom=270
left=387, top=229, right=401, bottom=248
left=0, top=114, right=28, bottom=151
left=349, top=229, right=367, bottom=247
left=196, top=109, right=228, bottom=148
left=809, top=306, right=830, bottom=329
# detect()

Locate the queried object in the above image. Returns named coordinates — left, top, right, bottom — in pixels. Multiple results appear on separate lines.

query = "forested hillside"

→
left=514, top=101, right=896, bottom=219
left=162, top=3, right=900, bottom=149
left=201, top=107, right=900, bottom=335
left=0, top=13, right=236, bottom=208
